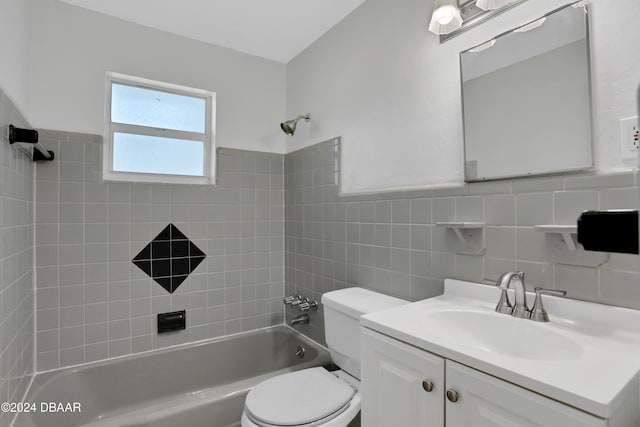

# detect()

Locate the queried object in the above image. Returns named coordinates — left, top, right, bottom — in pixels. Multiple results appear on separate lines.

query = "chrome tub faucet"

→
left=290, top=313, right=310, bottom=326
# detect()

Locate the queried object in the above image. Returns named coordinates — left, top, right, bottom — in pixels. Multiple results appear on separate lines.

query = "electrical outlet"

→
left=620, top=116, right=640, bottom=166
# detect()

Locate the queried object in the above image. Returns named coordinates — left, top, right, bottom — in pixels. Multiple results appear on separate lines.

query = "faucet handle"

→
left=298, top=299, right=318, bottom=312
left=298, top=302, right=311, bottom=311
left=535, top=287, right=567, bottom=297
left=284, top=295, right=302, bottom=305
left=285, top=295, right=319, bottom=312
left=530, top=287, right=567, bottom=322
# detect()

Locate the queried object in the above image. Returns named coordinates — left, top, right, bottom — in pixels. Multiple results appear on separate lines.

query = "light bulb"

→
left=429, top=0, right=463, bottom=35
left=438, top=16, right=454, bottom=25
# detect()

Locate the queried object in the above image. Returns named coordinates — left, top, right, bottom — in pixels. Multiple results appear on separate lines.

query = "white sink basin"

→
left=424, top=310, right=583, bottom=361
left=361, top=279, right=640, bottom=419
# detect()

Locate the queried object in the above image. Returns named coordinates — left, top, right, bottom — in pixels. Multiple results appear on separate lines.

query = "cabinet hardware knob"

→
left=446, top=389, right=459, bottom=403
left=422, top=380, right=434, bottom=392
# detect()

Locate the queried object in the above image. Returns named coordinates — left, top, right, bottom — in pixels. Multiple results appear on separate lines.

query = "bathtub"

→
left=15, top=326, right=330, bottom=427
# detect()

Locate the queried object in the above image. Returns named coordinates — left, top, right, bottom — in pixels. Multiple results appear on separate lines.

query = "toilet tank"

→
left=321, top=288, right=408, bottom=379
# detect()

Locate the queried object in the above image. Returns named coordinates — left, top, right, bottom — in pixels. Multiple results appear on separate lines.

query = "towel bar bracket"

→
left=8, top=124, right=55, bottom=162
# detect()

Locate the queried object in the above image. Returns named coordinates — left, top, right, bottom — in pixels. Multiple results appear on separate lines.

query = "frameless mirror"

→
left=461, top=2, right=592, bottom=182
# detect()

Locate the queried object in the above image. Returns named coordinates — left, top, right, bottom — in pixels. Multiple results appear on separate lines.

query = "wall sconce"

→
left=428, top=0, right=527, bottom=42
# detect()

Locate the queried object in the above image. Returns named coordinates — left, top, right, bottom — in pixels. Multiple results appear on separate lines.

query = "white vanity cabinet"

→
left=361, top=328, right=445, bottom=427
left=445, top=360, right=605, bottom=427
left=361, top=328, right=607, bottom=427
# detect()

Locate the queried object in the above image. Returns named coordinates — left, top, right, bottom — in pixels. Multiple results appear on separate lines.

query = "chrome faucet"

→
left=290, top=313, right=310, bottom=326
left=495, top=272, right=530, bottom=318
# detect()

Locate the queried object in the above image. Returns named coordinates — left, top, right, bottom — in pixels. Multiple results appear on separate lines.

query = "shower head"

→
left=280, top=114, right=311, bottom=136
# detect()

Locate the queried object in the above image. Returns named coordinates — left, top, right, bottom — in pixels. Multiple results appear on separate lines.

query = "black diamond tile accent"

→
left=132, top=224, right=207, bottom=294
left=171, top=240, right=189, bottom=258
left=155, top=277, right=172, bottom=294
left=155, top=225, right=171, bottom=241
left=152, top=241, right=171, bottom=259
left=191, top=256, right=205, bottom=271
left=189, top=241, right=205, bottom=258
left=135, top=260, right=152, bottom=277
left=133, top=245, right=151, bottom=261
left=152, top=259, right=171, bottom=278
left=172, top=275, right=189, bottom=289
left=171, top=226, right=189, bottom=240
left=171, top=258, right=190, bottom=276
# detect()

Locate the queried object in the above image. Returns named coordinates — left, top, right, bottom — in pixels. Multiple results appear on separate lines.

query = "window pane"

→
left=111, top=83, right=206, bottom=133
left=113, top=133, right=204, bottom=176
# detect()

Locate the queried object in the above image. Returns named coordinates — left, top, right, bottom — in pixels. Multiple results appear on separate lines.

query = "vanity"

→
left=360, top=279, right=640, bottom=427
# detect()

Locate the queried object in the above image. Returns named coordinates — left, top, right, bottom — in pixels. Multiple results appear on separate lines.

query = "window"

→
left=104, top=72, right=216, bottom=184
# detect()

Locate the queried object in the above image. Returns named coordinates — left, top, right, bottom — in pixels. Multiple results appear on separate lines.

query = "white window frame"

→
left=104, top=72, right=216, bottom=185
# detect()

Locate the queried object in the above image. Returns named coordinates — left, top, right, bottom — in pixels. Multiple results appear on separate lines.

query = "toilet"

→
left=241, top=287, right=408, bottom=427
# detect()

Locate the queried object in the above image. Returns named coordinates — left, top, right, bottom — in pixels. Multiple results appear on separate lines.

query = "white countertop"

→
left=361, top=279, right=640, bottom=419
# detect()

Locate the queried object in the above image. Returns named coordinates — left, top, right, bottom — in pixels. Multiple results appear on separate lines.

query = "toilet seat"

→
left=241, top=396, right=361, bottom=427
left=243, top=368, right=358, bottom=427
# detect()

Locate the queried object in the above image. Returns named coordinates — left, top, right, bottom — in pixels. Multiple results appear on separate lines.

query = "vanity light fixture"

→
left=428, top=0, right=463, bottom=35
left=433, top=0, right=527, bottom=42
left=476, top=0, right=518, bottom=10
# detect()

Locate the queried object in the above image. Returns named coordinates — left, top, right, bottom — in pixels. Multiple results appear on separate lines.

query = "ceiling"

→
left=58, top=0, right=367, bottom=63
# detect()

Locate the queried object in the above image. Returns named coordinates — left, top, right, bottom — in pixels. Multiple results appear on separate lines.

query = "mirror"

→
left=461, top=2, right=592, bottom=182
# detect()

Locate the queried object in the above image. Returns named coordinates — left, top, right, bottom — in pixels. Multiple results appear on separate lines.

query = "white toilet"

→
left=241, top=287, right=408, bottom=427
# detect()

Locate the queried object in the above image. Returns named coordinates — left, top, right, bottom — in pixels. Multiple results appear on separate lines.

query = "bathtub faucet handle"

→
left=299, top=298, right=319, bottom=312
left=298, top=301, right=311, bottom=311
left=284, top=295, right=303, bottom=306
left=284, top=295, right=318, bottom=312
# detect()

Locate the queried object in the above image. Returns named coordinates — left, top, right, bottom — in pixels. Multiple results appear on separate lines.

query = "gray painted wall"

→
left=25, top=0, right=287, bottom=154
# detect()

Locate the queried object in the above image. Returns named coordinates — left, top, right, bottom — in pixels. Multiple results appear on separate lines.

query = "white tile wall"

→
left=35, top=133, right=285, bottom=370
left=0, top=88, right=35, bottom=427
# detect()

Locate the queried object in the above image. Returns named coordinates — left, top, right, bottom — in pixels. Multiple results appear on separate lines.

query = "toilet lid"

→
left=245, top=367, right=355, bottom=426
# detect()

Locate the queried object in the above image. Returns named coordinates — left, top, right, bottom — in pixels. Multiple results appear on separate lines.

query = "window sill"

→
left=103, top=171, right=216, bottom=186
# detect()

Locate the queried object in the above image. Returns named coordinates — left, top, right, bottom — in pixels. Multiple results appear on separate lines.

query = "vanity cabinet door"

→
left=361, top=328, right=445, bottom=427
left=445, top=361, right=606, bottom=427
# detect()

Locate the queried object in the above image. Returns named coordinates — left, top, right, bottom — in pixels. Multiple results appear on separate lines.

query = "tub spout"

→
left=290, top=314, right=309, bottom=326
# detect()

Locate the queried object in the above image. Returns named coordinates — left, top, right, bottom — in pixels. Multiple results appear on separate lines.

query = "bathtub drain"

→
left=295, top=345, right=306, bottom=359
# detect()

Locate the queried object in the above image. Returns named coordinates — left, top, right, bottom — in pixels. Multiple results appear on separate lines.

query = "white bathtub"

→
left=15, top=326, right=330, bottom=427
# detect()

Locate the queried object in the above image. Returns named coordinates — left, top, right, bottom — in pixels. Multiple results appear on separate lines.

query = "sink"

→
left=424, top=310, right=583, bottom=361
left=361, top=278, right=640, bottom=419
